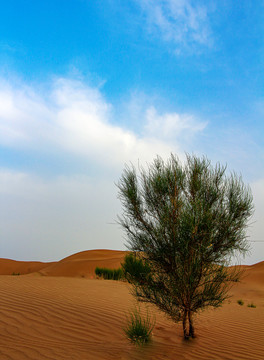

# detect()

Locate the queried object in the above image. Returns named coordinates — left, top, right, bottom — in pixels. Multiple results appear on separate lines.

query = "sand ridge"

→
left=0, top=249, right=127, bottom=278
left=0, top=258, right=54, bottom=275
left=0, top=250, right=263, bottom=359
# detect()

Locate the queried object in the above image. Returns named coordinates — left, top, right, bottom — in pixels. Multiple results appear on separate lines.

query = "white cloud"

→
left=145, top=106, right=207, bottom=139
left=0, top=77, right=206, bottom=169
left=0, top=81, right=54, bottom=146
left=136, top=0, right=212, bottom=51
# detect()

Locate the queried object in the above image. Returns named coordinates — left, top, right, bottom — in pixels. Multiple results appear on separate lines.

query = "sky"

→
left=0, top=0, right=263, bottom=264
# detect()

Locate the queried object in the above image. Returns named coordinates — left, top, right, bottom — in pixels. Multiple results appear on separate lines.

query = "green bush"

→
left=247, top=303, right=256, bottom=308
left=11, top=272, right=20, bottom=276
left=237, top=299, right=244, bottom=306
left=95, top=267, right=123, bottom=280
left=121, top=253, right=151, bottom=284
left=123, top=307, right=155, bottom=345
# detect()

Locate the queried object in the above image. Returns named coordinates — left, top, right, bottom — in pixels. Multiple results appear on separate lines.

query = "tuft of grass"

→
left=95, top=267, right=123, bottom=280
left=123, top=307, right=155, bottom=345
left=237, top=299, right=244, bottom=306
left=247, top=303, right=256, bottom=308
left=11, top=272, right=20, bottom=276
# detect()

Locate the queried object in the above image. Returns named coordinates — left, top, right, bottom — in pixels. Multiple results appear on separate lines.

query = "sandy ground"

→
left=0, top=250, right=263, bottom=360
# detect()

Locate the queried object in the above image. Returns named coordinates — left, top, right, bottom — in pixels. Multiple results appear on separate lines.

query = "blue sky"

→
left=0, top=0, right=263, bottom=263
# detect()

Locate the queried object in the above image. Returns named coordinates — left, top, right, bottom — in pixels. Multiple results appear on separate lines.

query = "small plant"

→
left=247, top=303, right=256, bottom=308
left=95, top=267, right=123, bottom=280
left=237, top=299, right=244, bottom=306
left=11, top=272, right=20, bottom=276
left=123, top=307, right=155, bottom=345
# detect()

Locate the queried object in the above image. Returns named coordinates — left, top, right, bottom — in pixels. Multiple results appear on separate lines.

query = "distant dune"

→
left=0, top=250, right=263, bottom=359
left=0, top=249, right=126, bottom=278
left=0, top=258, right=54, bottom=275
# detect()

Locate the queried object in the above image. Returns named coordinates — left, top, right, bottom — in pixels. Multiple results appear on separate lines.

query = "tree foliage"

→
left=118, top=154, right=253, bottom=339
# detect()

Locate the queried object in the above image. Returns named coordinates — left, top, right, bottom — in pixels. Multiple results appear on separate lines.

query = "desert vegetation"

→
left=123, top=307, right=155, bottom=345
left=118, top=154, right=254, bottom=339
left=95, top=266, right=123, bottom=280
left=247, top=303, right=256, bottom=308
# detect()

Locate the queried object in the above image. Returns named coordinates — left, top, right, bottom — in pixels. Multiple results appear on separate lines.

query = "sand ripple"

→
left=0, top=251, right=263, bottom=359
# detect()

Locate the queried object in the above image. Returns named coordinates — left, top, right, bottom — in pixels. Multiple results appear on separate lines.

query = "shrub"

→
left=11, top=272, right=20, bottom=276
left=247, top=303, right=256, bottom=308
left=113, top=268, right=124, bottom=280
left=95, top=267, right=123, bottom=280
left=237, top=299, right=244, bottom=306
left=123, top=307, right=155, bottom=345
left=95, top=267, right=102, bottom=277
left=121, top=253, right=151, bottom=284
left=117, top=154, right=254, bottom=339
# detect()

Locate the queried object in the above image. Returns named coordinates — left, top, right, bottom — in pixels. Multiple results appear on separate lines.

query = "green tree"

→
left=117, top=154, right=253, bottom=339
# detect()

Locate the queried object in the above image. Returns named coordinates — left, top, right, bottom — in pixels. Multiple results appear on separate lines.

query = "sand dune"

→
left=0, top=258, right=54, bottom=275
left=39, top=249, right=126, bottom=278
left=0, top=249, right=126, bottom=278
left=0, top=250, right=263, bottom=359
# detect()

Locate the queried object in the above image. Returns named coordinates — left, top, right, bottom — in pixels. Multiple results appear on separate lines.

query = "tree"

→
left=117, top=154, right=253, bottom=339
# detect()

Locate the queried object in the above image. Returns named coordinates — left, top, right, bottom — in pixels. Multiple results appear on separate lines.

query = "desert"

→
left=0, top=249, right=263, bottom=360
left=1, top=1, right=264, bottom=359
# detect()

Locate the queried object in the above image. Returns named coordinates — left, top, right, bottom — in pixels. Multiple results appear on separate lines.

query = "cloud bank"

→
left=0, top=76, right=206, bottom=261
left=0, top=77, right=206, bottom=168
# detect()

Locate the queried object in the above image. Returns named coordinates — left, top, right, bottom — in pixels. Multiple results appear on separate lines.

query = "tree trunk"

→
left=188, top=310, right=195, bottom=338
left=182, top=310, right=189, bottom=339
